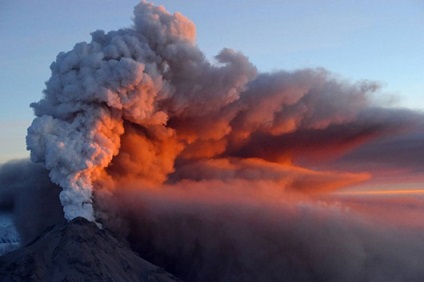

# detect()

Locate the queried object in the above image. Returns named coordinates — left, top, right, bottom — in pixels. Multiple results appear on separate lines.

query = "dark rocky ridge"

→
left=0, top=217, right=181, bottom=281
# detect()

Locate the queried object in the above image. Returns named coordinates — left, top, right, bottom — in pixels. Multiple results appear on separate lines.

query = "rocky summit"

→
left=0, top=217, right=181, bottom=281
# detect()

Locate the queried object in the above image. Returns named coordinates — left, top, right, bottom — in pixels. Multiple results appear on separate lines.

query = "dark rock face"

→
left=0, top=217, right=181, bottom=281
left=0, top=229, right=19, bottom=257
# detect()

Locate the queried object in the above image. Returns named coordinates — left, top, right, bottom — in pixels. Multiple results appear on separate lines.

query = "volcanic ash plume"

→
left=26, top=2, right=196, bottom=221
left=26, top=0, right=424, bottom=223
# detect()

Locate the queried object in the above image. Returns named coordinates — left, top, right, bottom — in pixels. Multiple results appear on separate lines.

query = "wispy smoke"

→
left=0, top=160, right=64, bottom=245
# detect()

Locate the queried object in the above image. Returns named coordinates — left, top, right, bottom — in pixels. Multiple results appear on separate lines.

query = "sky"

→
left=0, top=0, right=423, bottom=163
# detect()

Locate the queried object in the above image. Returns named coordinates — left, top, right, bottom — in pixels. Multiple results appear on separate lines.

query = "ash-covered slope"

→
left=0, top=217, right=180, bottom=281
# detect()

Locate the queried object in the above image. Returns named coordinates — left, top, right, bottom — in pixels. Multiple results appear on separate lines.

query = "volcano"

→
left=0, top=217, right=180, bottom=281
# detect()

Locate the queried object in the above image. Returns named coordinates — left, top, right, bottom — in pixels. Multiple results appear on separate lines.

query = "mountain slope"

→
left=0, top=235, right=19, bottom=257
left=0, top=217, right=181, bottom=281
left=0, top=214, right=20, bottom=256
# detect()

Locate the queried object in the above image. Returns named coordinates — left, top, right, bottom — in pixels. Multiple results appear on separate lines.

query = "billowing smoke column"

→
left=26, top=1, right=423, bottom=222
left=26, top=2, right=197, bottom=220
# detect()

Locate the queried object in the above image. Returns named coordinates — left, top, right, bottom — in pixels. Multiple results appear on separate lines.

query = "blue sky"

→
left=0, top=0, right=423, bottom=162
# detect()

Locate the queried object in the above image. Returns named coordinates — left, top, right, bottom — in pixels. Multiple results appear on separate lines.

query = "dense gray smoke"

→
left=25, top=1, right=424, bottom=221
left=107, top=187, right=424, bottom=282
left=26, top=2, right=199, bottom=220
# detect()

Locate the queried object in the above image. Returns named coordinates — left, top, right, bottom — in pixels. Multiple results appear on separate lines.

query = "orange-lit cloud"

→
left=335, top=189, right=424, bottom=196
left=25, top=1, right=424, bottom=222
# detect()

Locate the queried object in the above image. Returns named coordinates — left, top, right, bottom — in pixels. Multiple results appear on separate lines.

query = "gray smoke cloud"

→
left=103, top=186, right=424, bottom=282
left=25, top=1, right=424, bottom=221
